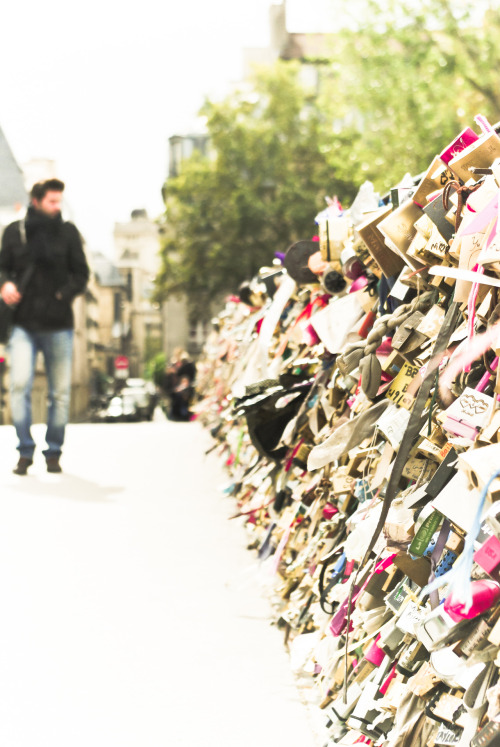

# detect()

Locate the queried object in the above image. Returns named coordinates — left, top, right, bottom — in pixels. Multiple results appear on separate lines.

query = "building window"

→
left=121, top=249, right=139, bottom=261
left=113, top=292, right=122, bottom=323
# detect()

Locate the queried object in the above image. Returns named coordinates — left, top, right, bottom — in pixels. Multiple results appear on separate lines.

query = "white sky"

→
left=0, top=0, right=337, bottom=256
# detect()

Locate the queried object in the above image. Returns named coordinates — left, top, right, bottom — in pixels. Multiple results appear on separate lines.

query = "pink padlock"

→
left=364, top=636, right=385, bottom=667
left=323, top=503, right=338, bottom=520
left=474, top=535, right=500, bottom=579
left=444, top=579, right=500, bottom=622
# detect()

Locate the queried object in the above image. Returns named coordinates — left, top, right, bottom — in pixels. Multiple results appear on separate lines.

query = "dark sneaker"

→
left=13, top=457, right=33, bottom=476
left=46, top=456, right=62, bottom=473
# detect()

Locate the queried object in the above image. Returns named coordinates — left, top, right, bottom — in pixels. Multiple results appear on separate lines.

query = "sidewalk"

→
left=0, top=420, right=318, bottom=747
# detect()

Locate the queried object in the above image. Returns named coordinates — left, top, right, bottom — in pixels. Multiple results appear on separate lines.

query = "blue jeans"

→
left=8, top=326, right=74, bottom=459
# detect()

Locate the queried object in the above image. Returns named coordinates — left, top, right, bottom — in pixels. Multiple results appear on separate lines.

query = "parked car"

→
left=121, top=378, right=158, bottom=421
left=103, top=393, right=137, bottom=422
left=93, top=378, right=158, bottom=423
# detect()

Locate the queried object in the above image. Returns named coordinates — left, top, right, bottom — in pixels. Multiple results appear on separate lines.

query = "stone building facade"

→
left=113, top=210, right=163, bottom=377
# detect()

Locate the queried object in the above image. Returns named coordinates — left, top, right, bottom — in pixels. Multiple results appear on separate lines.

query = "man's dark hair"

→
left=30, top=178, right=65, bottom=201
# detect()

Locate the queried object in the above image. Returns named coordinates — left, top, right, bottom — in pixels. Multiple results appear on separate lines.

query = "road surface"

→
left=0, top=419, right=318, bottom=747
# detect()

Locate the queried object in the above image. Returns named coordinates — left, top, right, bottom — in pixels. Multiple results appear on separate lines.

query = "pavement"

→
left=0, top=416, right=319, bottom=747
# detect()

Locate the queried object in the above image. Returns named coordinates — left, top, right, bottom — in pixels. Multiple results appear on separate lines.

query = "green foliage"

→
left=156, top=1, right=500, bottom=316
left=332, top=0, right=500, bottom=192
left=156, top=63, right=355, bottom=318
left=144, top=351, right=167, bottom=386
left=143, top=336, right=163, bottom=371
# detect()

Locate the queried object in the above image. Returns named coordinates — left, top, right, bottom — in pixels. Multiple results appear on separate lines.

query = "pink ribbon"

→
left=475, top=114, right=494, bottom=134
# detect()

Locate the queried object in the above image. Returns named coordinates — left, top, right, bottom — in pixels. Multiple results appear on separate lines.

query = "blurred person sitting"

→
left=161, top=348, right=196, bottom=422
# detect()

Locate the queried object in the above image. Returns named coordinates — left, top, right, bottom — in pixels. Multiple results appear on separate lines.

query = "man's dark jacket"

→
left=0, top=208, right=90, bottom=331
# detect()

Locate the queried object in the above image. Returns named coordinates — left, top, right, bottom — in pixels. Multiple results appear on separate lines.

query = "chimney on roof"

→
left=131, top=209, right=148, bottom=220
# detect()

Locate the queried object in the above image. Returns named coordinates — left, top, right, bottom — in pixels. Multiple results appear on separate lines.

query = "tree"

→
left=144, top=351, right=167, bottom=387
left=331, top=0, right=500, bottom=192
left=156, top=1, right=500, bottom=319
left=155, top=63, right=356, bottom=319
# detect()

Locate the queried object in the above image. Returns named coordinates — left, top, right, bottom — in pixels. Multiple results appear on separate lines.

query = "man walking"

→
left=0, top=179, right=89, bottom=475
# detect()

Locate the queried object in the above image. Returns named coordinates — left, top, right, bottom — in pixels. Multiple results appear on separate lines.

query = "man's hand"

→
left=1, top=282, right=21, bottom=306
